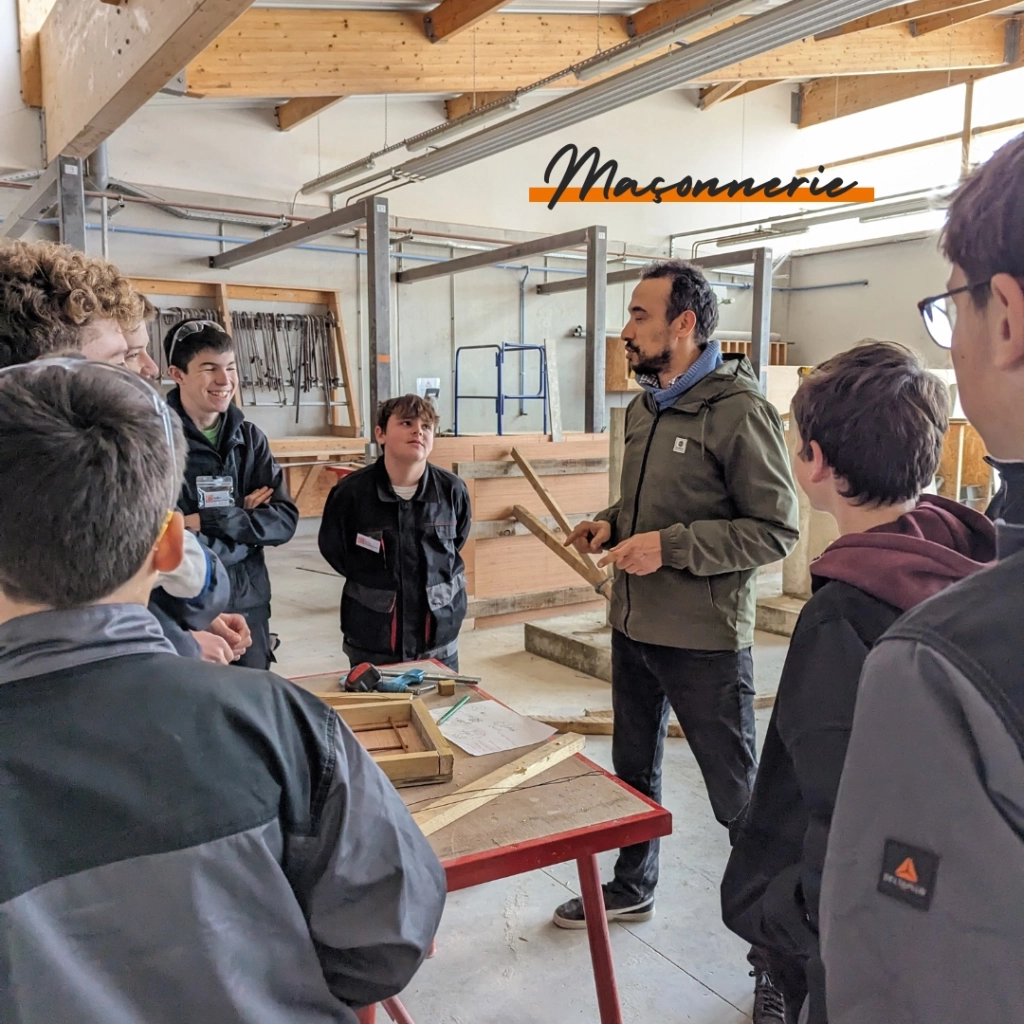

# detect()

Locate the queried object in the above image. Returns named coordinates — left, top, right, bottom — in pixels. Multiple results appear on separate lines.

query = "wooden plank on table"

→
left=537, top=697, right=776, bottom=737
left=472, top=474, right=608, bottom=522
left=466, top=583, right=601, bottom=619
left=473, top=535, right=594, bottom=598
left=412, top=732, right=586, bottom=837
left=454, top=457, right=608, bottom=480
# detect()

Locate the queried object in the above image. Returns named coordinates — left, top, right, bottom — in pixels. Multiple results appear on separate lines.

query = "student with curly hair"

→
left=0, top=239, right=143, bottom=367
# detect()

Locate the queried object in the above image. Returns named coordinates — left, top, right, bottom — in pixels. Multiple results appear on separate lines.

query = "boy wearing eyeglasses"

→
left=163, top=319, right=298, bottom=670
left=720, top=341, right=994, bottom=1024
left=821, top=134, right=1024, bottom=1023
left=0, top=358, right=445, bottom=1024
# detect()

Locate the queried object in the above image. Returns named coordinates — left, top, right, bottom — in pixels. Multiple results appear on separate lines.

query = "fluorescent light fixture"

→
left=858, top=198, right=935, bottom=223
left=393, top=0, right=903, bottom=184
left=574, top=0, right=750, bottom=82
left=406, top=97, right=521, bottom=153
left=714, top=225, right=809, bottom=247
left=300, top=156, right=378, bottom=197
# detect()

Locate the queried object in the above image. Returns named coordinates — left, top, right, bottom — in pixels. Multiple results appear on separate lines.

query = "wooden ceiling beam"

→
left=275, top=96, right=346, bottom=131
left=41, top=0, right=255, bottom=161
left=186, top=10, right=1013, bottom=97
left=445, top=90, right=514, bottom=120
left=627, top=0, right=712, bottom=38
left=698, top=81, right=743, bottom=109
left=798, top=59, right=1022, bottom=128
left=16, top=0, right=56, bottom=107
left=910, top=0, right=1014, bottom=36
left=815, top=0, right=995, bottom=39
left=424, top=0, right=513, bottom=42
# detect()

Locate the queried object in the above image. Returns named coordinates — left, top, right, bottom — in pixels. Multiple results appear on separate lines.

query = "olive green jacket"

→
left=598, top=355, right=799, bottom=651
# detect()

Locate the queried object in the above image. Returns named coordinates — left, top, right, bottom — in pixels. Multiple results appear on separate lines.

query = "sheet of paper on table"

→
left=430, top=701, right=557, bottom=756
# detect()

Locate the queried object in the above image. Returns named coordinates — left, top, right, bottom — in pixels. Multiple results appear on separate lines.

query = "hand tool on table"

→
left=343, top=664, right=437, bottom=696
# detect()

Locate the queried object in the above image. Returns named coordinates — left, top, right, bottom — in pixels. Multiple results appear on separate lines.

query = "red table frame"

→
left=298, top=668, right=671, bottom=1024
left=357, top=752, right=671, bottom=1024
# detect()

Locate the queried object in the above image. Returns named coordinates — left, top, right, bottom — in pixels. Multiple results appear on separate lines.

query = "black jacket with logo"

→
left=167, top=389, right=298, bottom=612
left=317, top=459, right=471, bottom=661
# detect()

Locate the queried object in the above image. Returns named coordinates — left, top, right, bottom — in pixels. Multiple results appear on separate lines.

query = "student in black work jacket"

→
left=163, top=319, right=298, bottom=669
left=318, top=395, right=471, bottom=671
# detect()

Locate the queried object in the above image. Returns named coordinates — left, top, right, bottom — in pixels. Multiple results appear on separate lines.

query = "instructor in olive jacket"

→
left=552, top=262, right=798, bottom=971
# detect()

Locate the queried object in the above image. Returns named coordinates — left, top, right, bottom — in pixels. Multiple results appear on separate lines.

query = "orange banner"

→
left=529, top=187, right=876, bottom=204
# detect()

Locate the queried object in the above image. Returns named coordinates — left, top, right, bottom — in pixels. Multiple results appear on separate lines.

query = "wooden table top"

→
left=293, top=669, right=671, bottom=887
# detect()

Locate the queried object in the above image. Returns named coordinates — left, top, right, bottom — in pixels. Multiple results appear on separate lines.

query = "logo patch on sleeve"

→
left=877, top=839, right=939, bottom=911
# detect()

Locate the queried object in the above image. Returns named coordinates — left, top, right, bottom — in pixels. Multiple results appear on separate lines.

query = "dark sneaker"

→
left=751, top=970, right=787, bottom=1024
left=552, top=888, right=654, bottom=930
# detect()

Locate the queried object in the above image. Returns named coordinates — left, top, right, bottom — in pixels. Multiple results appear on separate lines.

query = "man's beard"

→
left=626, top=342, right=673, bottom=378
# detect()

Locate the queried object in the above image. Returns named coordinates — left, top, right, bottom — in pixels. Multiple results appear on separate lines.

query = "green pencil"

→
left=437, top=694, right=471, bottom=726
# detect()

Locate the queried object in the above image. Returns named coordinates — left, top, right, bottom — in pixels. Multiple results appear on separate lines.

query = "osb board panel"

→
left=286, top=464, right=343, bottom=519
left=938, top=420, right=991, bottom=498
left=473, top=474, right=609, bottom=522
left=473, top=535, right=590, bottom=598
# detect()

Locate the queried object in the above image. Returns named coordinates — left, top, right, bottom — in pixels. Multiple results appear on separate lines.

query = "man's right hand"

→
left=191, top=630, right=234, bottom=665
left=244, top=487, right=274, bottom=510
left=564, top=519, right=612, bottom=555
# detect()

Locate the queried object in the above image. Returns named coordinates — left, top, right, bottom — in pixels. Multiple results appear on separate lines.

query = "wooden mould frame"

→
left=322, top=695, right=455, bottom=787
left=129, top=276, right=362, bottom=438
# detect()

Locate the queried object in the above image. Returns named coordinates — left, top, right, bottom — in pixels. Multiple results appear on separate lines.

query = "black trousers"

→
left=609, top=628, right=757, bottom=902
left=235, top=605, right=276, bottom=671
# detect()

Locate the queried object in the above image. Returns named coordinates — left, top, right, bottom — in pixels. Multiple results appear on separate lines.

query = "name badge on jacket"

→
left=673, top=437, right=688, bottom=454
left=356, top=533, right=382, bottom=554
left=196, top=475, right=234, bottom=509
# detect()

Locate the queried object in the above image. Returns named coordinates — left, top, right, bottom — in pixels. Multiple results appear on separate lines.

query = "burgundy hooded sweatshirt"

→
left=811, top=494, right=997, bottom=612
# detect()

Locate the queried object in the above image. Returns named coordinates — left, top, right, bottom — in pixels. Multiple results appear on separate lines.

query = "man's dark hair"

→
left=162, top=318, right=233, bottom=372
left=941, top=132, right=1024, bottom=306
left=792, top=340, right=950, bottom=507
left=639, top=259, right=720, bottom=343
left=376, top=394, right=441, bottom=435
left=0, top=363, right=185, bottom=608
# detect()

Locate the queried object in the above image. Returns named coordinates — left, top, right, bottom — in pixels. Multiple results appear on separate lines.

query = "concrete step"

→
left=755, top=595, right=807, bottom=638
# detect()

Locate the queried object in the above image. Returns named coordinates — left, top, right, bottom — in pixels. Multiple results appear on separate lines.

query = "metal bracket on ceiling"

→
left=790, top=88, right=802, bottom=126
left=160, top=70, right=188, bottom=97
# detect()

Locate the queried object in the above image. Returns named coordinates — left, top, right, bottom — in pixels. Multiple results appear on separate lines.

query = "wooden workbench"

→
left=294, top=670, right=672, bottom=1024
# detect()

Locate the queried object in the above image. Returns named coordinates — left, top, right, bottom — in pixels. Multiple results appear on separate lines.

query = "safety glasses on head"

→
left=165, top=318, right=225, bottom=368
left=0, top=356, right=179, bottom=507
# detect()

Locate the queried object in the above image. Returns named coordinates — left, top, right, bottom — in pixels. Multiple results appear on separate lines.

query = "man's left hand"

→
left=208, top=613, right=252, bottom=661
left=183, top=513, right=201, bottom=531
left=598, top=531, right=663, bottom=576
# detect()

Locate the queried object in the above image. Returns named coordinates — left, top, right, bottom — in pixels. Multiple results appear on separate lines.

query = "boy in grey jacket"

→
left=0, top=358, right=445, bottom=1024
left=820, top=133, right=1024, bottom=1024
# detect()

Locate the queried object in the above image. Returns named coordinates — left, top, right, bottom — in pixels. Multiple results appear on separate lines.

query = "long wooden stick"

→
left=512, top=505, right=613, bottom=599
left=412, top=732, right=585, bottom=837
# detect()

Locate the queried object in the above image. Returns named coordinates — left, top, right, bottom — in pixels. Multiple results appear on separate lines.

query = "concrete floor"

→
left=267, top=524, right=788, bottom=1024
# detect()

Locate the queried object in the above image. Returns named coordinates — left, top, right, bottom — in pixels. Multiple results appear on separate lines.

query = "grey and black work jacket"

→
left=820, top=525, right=1024, bottom=1024
left=0, top=605, right=446, bottom=1024
left=167, top=388, right=299, bottom=613
left=318, top=458, right=471, bottom=662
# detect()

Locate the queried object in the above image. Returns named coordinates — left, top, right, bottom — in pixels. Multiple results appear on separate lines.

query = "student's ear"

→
left=989, top=273, right=1024, bottom=371
left=374, top=424, right=387, bottom=446
left=167, top=365, right=186, bottom=386
left=807, top=440, right=832, bottom=484
left=153, top=511, right=185, bottom=574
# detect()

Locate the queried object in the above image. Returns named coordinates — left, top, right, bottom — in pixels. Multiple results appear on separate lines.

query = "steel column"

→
left=750, top=246, right=773, bottom=395
left=57, top=157, right=87, bottom=252
left=584, top=225, right=608, bottom=434
left=366, top=197, right=392, bottom=426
